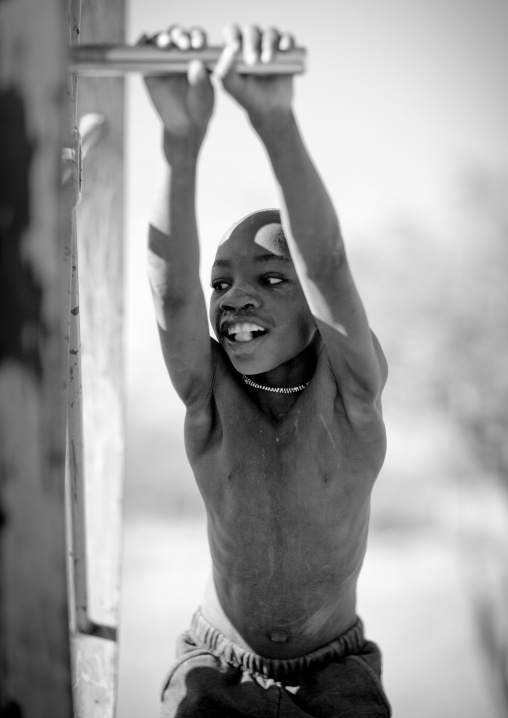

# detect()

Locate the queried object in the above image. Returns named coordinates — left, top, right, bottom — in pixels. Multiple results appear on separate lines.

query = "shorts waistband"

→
left=190, top=609, right=365, bottom=681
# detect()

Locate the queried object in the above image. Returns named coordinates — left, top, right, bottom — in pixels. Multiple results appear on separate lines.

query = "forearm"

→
left=252, top=110, right=345, bottom=276
left=148, top=135, right=202, bottom=323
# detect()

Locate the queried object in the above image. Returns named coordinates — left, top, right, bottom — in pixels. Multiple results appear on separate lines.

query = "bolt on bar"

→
left=69, top=45, right=306, bottom=75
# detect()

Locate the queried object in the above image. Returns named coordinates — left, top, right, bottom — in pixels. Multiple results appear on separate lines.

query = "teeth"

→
left=227, top=322, right=265, bottom=336
left=235, top=332, right=254, bottom=342
left=224, top=322, right=267, bottom=343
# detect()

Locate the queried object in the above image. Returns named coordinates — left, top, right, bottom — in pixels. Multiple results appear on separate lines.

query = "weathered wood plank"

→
left=76, top=0, right=125, bottom=625
left=70, top=0, right=126, bottom=716
left=0, top=0, right=74, bottom=715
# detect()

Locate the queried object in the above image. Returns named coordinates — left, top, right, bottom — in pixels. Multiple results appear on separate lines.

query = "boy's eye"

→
left=264, top=276, right=284, bottom=286
left=211, top=280, right=230, bottom=292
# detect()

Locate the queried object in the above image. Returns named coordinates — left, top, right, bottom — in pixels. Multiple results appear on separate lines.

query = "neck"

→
left=247, top=382, right=303, bottom=421
left=248, top=332, right=320, bottom=389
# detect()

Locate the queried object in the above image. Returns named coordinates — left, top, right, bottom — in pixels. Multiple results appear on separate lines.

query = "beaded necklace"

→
left=242, top=375, right=310, bottom=394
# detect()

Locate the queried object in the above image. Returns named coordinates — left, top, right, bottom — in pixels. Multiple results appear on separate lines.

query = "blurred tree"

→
left=445, top=169, right=508, bottom=709
left=358, top=167, right=508, bottom=487
left=444, top=169, right=508, bottom=485
left=355, top=166, right=508, bottom=710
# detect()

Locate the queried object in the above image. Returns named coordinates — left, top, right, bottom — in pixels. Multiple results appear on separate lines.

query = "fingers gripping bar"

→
left=69, top=45, right=307, bottom=76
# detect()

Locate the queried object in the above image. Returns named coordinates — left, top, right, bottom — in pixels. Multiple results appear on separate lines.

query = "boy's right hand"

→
left=140, top=26, right=214, bottom=150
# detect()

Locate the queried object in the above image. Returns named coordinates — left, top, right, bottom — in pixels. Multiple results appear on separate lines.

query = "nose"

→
left=219, top=283, right=261, bottom=312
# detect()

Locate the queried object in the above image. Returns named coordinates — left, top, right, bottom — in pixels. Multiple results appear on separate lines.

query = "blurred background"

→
left=117, top=0, right=508, bottom=716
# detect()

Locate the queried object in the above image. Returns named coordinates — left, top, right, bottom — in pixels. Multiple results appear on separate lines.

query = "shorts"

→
left=160, top=609, right=391, bottom=717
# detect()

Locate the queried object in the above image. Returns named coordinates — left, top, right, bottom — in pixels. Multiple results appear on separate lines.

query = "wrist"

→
left=249, top=106, right=297, bottom=142
left=162, top=129, right=203, bottom=166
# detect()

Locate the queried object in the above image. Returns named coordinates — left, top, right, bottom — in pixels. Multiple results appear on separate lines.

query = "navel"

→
left=270, top=631, right=289, bottom=644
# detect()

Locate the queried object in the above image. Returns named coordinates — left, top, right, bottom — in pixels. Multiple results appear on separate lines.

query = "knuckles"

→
left=222, top=24, right=295, bottom=64
left=139, top=25, right=208, bottom=51
left=139, top=24, right=295, bottom=64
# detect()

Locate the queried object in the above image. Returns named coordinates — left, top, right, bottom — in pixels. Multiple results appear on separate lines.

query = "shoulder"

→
left=183, top=340, right=222, bottom=461
left=183, top=339, right=241, bottom=437
left=317, top=327, right=388, bottom=427
left=184, top=339, right=225, bottom=412
left=183, top=341, right=262, bottom=465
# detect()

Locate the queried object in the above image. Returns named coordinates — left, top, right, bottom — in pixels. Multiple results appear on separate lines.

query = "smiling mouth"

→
left=222, top=322, right=268, bottom=343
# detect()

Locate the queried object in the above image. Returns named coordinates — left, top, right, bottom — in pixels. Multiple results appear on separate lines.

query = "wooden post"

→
left=68, top=1, right=126, bottom=716
left=0, top=0, right=74, bottom=716
left=1, top=0, right=126, bottom=714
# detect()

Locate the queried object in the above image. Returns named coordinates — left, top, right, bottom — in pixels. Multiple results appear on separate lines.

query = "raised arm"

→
left=215, top=25, right=387, bottom=415
left=142, top=30, right=215, bottom=407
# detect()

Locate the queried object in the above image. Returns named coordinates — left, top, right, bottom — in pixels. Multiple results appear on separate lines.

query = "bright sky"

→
left=125, top=0, right=508, bottom=396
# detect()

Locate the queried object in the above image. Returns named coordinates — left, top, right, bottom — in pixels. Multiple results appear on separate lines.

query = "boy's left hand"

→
left=214, top=25, right=295, bottom=129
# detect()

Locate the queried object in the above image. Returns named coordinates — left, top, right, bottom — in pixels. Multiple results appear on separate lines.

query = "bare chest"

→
left=190, top=393, right=385, bottom=519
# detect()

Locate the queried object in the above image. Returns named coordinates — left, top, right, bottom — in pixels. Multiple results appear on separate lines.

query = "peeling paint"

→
left=0, top=88, right=43, bottom=381
left=0, top=0, right=76, bottom=712
left=0, top=700, right=23, bottom=717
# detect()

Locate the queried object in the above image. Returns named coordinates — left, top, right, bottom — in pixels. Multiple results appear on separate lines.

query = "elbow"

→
left=147, top=246, right=187, bottom=308
left=147, top=263, right=171, bottom=306
left=147, top=263, right=182, bottom=316
left=304, top=237, right=347, bottom=287
left=149, top=278, right=188, bottom=317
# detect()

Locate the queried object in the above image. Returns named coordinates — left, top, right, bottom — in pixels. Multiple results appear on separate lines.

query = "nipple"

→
left=270, top=631, right=289, bottom=644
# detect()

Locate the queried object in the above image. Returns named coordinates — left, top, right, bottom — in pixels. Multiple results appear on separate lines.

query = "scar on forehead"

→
left=253, top=223, right=289, bottom=255
left=218, top=209, right=290, bottom=251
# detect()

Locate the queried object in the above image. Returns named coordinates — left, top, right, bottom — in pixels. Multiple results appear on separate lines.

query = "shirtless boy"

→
left=143, top=23, right=390, bottom=718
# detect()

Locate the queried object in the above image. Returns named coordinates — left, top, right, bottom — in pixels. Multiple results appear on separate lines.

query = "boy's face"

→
left=209, top=211, right=317, bottom=376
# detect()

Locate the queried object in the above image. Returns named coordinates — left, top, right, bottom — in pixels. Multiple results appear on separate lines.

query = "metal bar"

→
left=69, top=44, right=306, bottom=75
